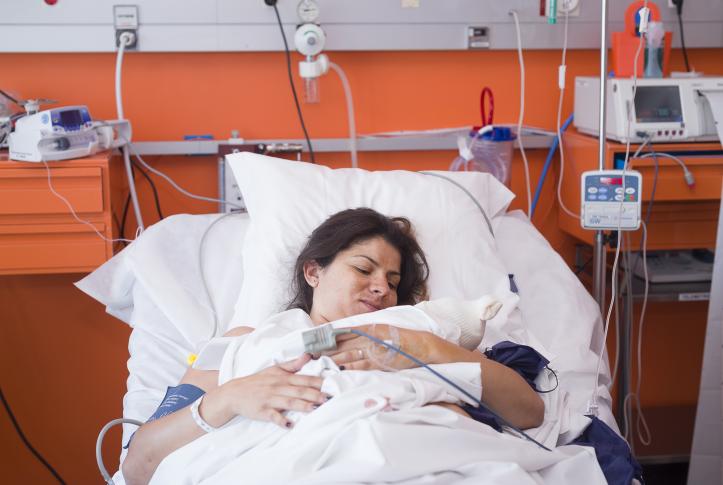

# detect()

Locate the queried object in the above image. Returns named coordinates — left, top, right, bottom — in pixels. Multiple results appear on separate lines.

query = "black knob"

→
left=54, top=137, right=70, bottom=150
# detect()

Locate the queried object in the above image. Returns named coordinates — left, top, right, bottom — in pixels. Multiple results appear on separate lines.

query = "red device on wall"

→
left=611, top=1, right=673, bottom=78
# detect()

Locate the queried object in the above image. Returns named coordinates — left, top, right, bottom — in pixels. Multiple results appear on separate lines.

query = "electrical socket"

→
left=114, top=5, right=139, bottom=49
left=544, top=0, right=580, bottom=18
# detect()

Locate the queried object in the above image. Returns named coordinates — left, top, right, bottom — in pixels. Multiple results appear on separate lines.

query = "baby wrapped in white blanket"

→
left=151, top=296, right=606, bottom=485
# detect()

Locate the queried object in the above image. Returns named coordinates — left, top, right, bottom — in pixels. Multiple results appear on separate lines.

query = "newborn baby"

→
left=192, top=295, right=505, bottom=384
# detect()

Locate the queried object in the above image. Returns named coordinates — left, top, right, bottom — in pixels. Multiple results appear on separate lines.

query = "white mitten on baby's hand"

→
left=415, top=296, right=503, bottom=350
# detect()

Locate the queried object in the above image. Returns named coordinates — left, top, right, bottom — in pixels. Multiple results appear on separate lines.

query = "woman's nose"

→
left=369, top=275, right=389, bottom=295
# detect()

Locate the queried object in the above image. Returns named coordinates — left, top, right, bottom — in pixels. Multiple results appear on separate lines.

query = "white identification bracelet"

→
left=190, top=395, right=217, bottom=433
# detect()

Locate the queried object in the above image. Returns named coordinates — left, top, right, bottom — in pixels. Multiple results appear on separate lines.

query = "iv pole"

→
left=593, top=0, right=609, bottom=311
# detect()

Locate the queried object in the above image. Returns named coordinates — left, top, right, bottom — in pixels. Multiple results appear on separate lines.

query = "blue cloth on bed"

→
left=461, top=340, right=550, bottom=431
left=571, top=415, right=644, bottom=485
left=123, top=383, right=206, bottom=449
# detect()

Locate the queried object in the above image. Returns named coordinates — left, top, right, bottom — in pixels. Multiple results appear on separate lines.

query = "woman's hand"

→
left=325, top=324, right=439, bottom=371
left=207, top=354, right=330, bottom=429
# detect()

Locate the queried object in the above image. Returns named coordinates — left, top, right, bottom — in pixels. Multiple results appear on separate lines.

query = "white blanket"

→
left=151, top=307, right=606, bottom=485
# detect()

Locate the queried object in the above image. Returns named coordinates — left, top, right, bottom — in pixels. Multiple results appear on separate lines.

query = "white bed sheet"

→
left=76, top=209, right=617, bottom=483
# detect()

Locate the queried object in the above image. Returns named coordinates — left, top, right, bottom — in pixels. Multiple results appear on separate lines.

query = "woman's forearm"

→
left=123, top=386, right=233, bottom=485
left=426, top=336, right=544, bottom=430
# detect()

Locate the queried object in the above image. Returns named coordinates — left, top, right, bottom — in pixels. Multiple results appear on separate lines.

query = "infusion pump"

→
left=581, top=170, right=642, bottom=231
left=8, top=106, right=130, bottom=162
left=574, top=76, right=722, bottom=144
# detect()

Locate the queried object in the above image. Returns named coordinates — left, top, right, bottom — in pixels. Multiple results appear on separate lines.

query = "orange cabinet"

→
left=559, top=132, right=723, bottom=250
left=0, top=153, right=114, bottom=274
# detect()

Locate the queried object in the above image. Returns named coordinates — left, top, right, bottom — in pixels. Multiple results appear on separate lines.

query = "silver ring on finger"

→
left=358, top=349, right=364, bottom=359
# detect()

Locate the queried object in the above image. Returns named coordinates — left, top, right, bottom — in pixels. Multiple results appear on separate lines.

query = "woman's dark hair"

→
left=287, top=208, right=429, bottom=313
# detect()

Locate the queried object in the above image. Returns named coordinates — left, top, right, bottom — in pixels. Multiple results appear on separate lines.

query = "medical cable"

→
left=590, top=2, right=648, bottom=416
left=198, top=211, right=246, bottom=339
left=115, top=31, right=145, bottom=232
left=126, top=143, right=244, bottom=210
left=419, top=171, right=494, bottom=238
left=509, top=10, right=533, bottom=219
left=96, top=417, right=143, bottom=485
left=554, top=9, right=579, bottom=220
left=530, top=115, right=574, bottom=218
left=638, top=151, right=695, bottom=187
left=270, top=2, right=316, bottom=164
left=328, top=62, right=358, bottom=168
left=40, top=160, right=133, bottom=245
left=0, top=387, right=68, bottom=485
left=344, top=328, right=552, bottom=451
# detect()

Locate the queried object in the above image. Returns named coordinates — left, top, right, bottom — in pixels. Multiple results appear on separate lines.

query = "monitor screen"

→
left=634, top=86, right=683, bottom=123
left=59, top=109, right=83, bottom=128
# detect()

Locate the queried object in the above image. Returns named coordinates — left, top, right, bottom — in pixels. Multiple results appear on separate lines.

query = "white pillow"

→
left=227, top=152, right=516, bottom=327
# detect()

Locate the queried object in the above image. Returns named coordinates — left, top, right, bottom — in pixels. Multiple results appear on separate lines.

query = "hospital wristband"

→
left=189, top=395, right=217, bottom=433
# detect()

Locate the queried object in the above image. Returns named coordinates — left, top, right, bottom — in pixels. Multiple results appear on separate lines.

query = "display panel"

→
left=59, top=109, right=83, bottom=128
left=634, top=86, right=683, bottom=123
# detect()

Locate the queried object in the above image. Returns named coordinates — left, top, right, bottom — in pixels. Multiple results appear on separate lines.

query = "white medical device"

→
left=581, top=170, right=642, bottom=231
left=574, top=76, right=723, bottom=144
left=8, top=105, right=130, bottom=162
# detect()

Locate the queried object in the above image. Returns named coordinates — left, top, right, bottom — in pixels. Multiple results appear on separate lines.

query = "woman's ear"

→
left=303, top=260, right=321, bottom=288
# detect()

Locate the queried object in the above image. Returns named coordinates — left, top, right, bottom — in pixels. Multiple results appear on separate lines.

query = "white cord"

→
left=41, top=161, right=132, bottom=245
left=126, top=144, right=244, bottom=210
left=115, top=31, right=144, bottom=232
left=509, top=10, right=532, bottom=218
left=328, top=62, right=358, bottom=169
left=634, top=221, right=652, bottom=445
left=638, top=152, right=695, bottom=186
left=555, top=8, right=579, bottom=219
left=591, top=1, right=648, bottom=412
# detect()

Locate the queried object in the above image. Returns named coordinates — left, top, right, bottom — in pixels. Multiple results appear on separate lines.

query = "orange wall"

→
left=1, top=47, right=721, bottom=483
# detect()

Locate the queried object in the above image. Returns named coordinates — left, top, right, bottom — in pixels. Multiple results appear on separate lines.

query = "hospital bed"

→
left=78, top=152, right=621, bottom=484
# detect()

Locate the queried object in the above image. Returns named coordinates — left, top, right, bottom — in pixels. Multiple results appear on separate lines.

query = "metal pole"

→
left=593, top=0, right=609, bottom=311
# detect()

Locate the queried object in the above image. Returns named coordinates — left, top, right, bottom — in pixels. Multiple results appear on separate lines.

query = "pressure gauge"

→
left=297, top=0, right=320, bottom=23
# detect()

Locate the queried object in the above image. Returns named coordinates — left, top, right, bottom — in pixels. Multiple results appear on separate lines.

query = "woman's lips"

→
left=360, top=300, right=382, bottom=312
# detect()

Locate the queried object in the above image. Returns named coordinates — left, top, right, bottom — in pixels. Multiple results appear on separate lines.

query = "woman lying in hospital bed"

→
left=78, top=153, right=640, bottom=484
left=122, top=208, right=545, bottom=484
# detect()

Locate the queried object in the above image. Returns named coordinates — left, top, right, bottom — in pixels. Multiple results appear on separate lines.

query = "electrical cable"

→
left=115, top=31, right=145, bottom=232
left=509, top=10, right=533, bottom=218
left=130, top=157, right=164, bottom=221
left=328, top=62, right=358, bottom=168
left=419, top=171, right=494, bottom=238
left=574, top=256, right=593, bottom=276
left=120, top=193, right=132, bottom=247
left=0, top=387, right=67, bottom=485
left=0, top=88, right=20, bottom=105
left=41, top=160, right=132, bottom=245
left=270, top=2, right=316, bottom=164
left=346, top=329, right=551, bottom=451
left=554, top=8, right=579, bottom=220
left=96, top=417, right=143, bottom=485
left=125, top=145, right=243, bottom=210
left=673, top=0, right=691, bottom=72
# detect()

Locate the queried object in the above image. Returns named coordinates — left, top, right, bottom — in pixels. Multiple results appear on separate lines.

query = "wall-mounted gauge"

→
left=297, top=0, right=320, bottom=23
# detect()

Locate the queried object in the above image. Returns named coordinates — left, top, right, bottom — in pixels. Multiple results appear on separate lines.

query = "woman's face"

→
left=304, top=236, right=402, bottom=324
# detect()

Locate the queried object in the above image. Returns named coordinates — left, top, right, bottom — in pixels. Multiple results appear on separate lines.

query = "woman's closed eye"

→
left=353, top=266, right=371, bottom=276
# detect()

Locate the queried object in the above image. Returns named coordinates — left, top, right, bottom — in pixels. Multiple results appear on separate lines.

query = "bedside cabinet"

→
left=0, top=152, right=114, bottom=274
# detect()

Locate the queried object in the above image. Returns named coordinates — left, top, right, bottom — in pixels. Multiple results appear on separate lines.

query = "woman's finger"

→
left=275, top=353, right=312, bottom=373
left=264, top=408, right=293, bottom=429
left=275, top=384, right=328, bottom=405
left=286, top=374, right=324, bottom=389
left=340, top=359, right=373, bottom=371
left=267, top=395, right=319, bottom=413
left=329, top=348, right=366, bottom=366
